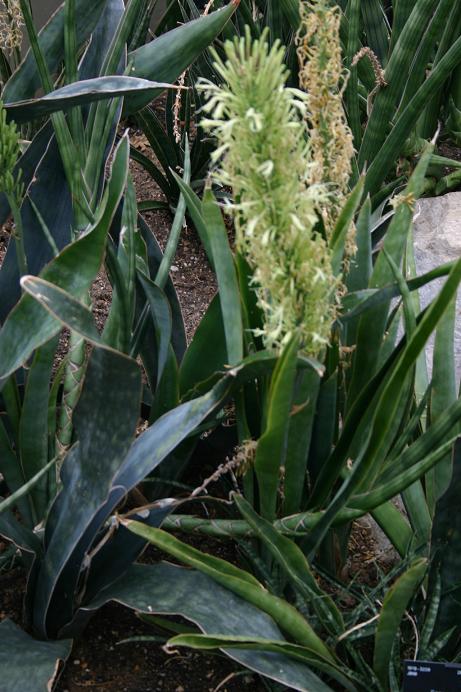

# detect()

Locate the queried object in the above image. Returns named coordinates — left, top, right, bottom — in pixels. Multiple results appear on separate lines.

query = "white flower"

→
left=245, top=108, right=264, bottom=132
left=258, top=160, right=274, bottom=178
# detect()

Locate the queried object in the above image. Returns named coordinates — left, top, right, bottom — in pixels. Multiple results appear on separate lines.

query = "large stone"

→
left=412, top=191, right=461, bottom=386
left=362, top=194, right=461, bottom=565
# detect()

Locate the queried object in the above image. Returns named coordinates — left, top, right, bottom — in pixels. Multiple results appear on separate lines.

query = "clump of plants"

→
left=1, top=1, right=461, bottom=691
left=123, top=7, right=461, bottom=690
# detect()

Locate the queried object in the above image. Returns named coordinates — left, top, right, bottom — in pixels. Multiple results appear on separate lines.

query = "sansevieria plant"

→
left=119, top=8, right=461, bottom=689
left=1, top=2, right=461, bottom=690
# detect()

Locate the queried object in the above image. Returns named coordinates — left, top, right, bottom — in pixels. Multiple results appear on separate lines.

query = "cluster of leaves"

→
left=0, top=2, right=461, bottom=691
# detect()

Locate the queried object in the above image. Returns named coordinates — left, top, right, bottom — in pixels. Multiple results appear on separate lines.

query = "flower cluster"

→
left=297, top=0, right=355, bottom=245
left=0, top=100, right=23, bottom=205
left=0, top=0, right=23, bottom=53
left=198, top=28, right=338, bottom=355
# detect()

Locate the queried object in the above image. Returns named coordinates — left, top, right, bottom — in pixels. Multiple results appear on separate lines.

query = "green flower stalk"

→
left=199, top=28, right=338, bottom=355
left=0, top=100, right=27, bottom=276
left=297, top=0, right=355, bottom=246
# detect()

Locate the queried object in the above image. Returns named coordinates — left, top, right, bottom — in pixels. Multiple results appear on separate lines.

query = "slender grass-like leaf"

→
left=361, top=0, right=388, bottom=65
left=130, top=146, right=173, bottom=200
left=373, top=559, right=427, bottom=686
left=155, top=140, right=190, bottom=289
left=306, top=256, right=461, bottom=556
left=202, top=187, right=243, bottom=366
left=344, top=0, right=362, bottom=154
left=397, top=0, right=452, bottom=116
left=341, top=261, right=455, bottom=323
left=234, top=494, right=344, bottom=636
left=365, top=34, right=461, bottom=194
left=429, top=440, right=461, bottom=652
left=350, top=436, right=457, bottom=512
left=349, top=145, right=433, bottom=404
left=389, top=0, right=413, bottom=54
left=0, top=456, right=57, bottom=517
left=419, top=571, right=441, bottom=657
left=426, top=297, right=457, bottom=515
left=138, top=274, right=172, bottom=387
left=255, top=335, right=299, bottom=520
left=168, top=634, right=353, bottom=690
left=172, top=172, right=215, bottom=268
left=359, top=0, right=436, bottom=169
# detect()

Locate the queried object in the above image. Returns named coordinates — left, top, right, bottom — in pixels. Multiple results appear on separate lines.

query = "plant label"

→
left=404, top=660, right=461, bottom=691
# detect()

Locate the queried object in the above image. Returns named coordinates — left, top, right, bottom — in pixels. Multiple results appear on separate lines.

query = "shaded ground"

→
left=55, top=601, right=259, bottom=692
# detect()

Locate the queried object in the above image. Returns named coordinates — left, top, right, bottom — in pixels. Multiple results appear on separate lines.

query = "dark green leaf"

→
left=202, top=188, right=243, bottom=366
left=6, top=77, right=174, bottom=124
left=2, top=0, right=106, bottom=103
left=0, top=619, right=72, bottom=692
left=82, top=562, right=335, bottom=692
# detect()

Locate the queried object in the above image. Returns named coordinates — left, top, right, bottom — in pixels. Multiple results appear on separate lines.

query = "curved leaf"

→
left=0, top=619, right=72, bottom=692
left=430, top=439, right=461, bottom=653
left=179, top=294, right=227, bottom=397
left=33, top=345, right=142, bottom=637
left=234, top=494, right=344, bottom=636
left=138, top=273, right=172, bottom=386
left=21, top=275, right=101, bottom=344
left=0, top=134, right=73, bottom=323
left=124, top=522, right=335, bottom=663
left=5, top=76, right=174, bottom=124
left=124, top=1, right=240, bottom=114
left=255, top=335, right=299, bottom=520
left=0, top=135, right=129, bottom=383
left=169, top=635, right=352, bottom=690
left=373, top=559, right=427, bottom=686
left=81, top=562, right=335, bottom=692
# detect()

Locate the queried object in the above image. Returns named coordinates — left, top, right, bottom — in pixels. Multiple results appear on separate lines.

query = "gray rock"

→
left=362, top=194, right=461, bottom=561
left=412, top=192, right=461, bottom=388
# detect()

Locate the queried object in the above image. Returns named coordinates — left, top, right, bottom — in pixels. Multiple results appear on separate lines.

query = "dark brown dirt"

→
left=54, top=601, right=259, bottom=692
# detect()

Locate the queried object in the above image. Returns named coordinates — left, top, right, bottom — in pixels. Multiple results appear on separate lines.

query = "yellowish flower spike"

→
left=297, top=0, right=355, bottom=247
left=198, top=28, right=339, bottom=356
left=0, top=0, right=23, bottom=53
